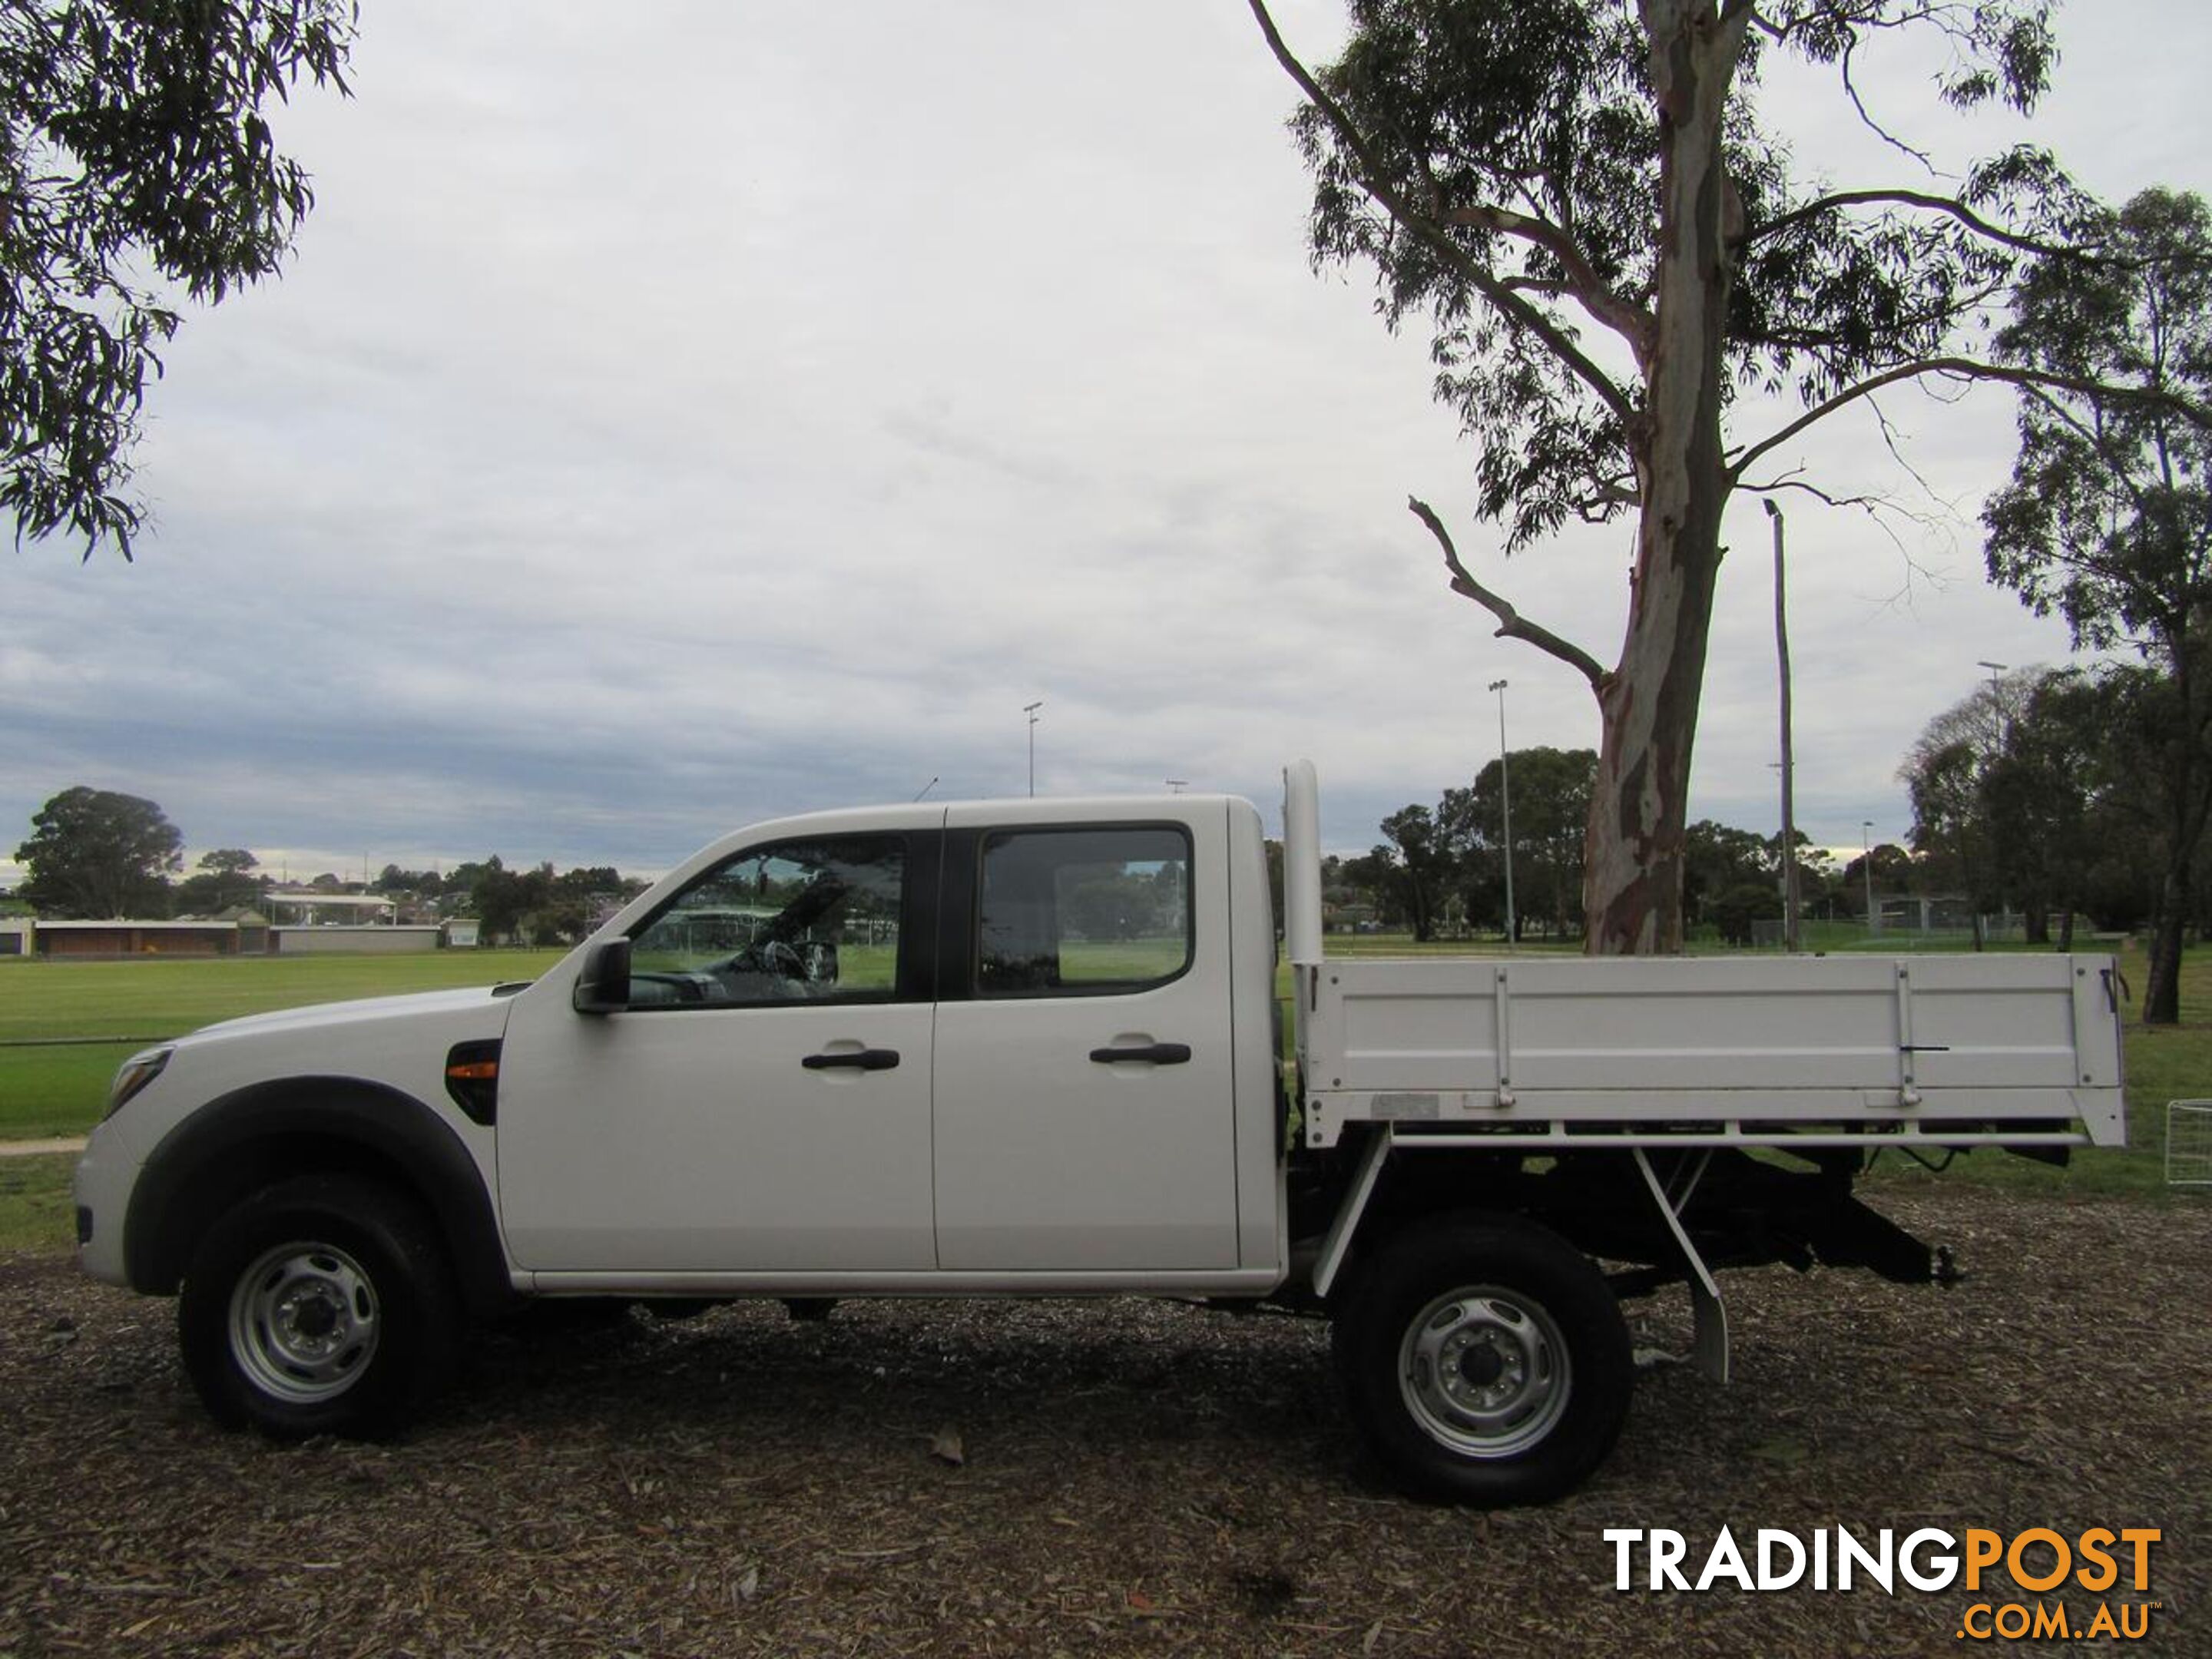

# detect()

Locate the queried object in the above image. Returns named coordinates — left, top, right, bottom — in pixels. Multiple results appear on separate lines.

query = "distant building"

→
left=260, top=889, right=401, bottom=926
left=9, top=907, right=442, bottom=957
left=27, top=919, right=254, bottom=957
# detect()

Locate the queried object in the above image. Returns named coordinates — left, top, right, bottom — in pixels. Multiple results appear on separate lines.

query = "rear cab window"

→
left=975, top=826, right=1192, bottom=997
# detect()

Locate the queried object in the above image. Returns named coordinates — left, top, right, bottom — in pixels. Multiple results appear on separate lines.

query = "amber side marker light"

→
left=443, top=1041, right=503, bottom=1126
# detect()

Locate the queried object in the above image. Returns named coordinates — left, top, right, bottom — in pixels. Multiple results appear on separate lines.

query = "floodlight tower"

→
left=1489, top=678, right=1515, bottom=945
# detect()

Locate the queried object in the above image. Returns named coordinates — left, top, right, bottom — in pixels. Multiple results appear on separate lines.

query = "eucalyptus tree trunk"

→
left=1582, top=2, right=1745, bottom=955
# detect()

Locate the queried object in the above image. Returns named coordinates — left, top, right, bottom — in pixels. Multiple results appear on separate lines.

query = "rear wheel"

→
left=1332, top=1213, right=1631, bottom=1505
left=180, top=1175, right=459, bottom=1440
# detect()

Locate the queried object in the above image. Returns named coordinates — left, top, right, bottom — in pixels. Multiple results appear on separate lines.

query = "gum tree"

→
left=1984, top=189, right=2212, bottom=1019
left=1247, top=0, right=2167, bottom=952
left=2, top=0, right=356, bottom=559
left=15, top=786, right=183, bottom=916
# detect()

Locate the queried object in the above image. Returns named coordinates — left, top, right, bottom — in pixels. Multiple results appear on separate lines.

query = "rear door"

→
left=930, top=803, right=1241, bottom=1270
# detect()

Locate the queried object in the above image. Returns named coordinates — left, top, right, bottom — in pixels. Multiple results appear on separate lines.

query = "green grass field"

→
left=3, top=937, right=2206, bottom=1254
left=0, top=949, right=558, bottom=1140
left=0, top=1154, right=79, bottom=1253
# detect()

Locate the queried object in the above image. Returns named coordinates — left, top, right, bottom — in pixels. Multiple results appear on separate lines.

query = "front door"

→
left=497, top=830, right=935, bottom=1273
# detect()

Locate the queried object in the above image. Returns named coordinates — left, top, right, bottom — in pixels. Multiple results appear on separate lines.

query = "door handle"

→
left=1088, top=1042, right=1192, bottom=1066
left=802, top=1048, right=901, bottom=1071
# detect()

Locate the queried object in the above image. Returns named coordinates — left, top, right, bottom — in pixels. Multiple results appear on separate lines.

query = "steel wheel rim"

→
left=227, top=1240, right=381, bottom=1405
left=1398, top=1285, right=1570, bottom=1459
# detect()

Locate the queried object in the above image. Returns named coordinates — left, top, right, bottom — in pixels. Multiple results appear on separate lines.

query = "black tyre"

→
left=1332, top=1212, right=1631, bottom=1506
left=179, top=1175, right=460, bottom=1440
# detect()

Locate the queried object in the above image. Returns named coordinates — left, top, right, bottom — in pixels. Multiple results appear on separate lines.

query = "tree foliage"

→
left=1983, top=187, right=2212, bottom=1018
left=1247, top=0, right=2147, bottom=953
left=198, top=847, right=259, bottom=878
left=1377, top=803, right=1446, bottom=939
left=1277, top=1, right=2074, bottom=545
left=1353, top=748, right=1598, bottom=940
left=2, top=0, right=356, bottom=559
left=14, top=785, right=183, bottom=916
left=1899, top=668, right=2031, bottom=934
left=462, top=857, right=632, bottom=947
left=1900, top=666, right=2174, bottom=963
left=1440, top=746, right=1595, bottom=938
left=1683, top=820, right=1773, bottom=935
left=173, top=846, right=263, bottom=914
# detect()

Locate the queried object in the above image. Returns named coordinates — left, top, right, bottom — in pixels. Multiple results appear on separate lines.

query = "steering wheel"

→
left=749, top=938, right=807, bottom=980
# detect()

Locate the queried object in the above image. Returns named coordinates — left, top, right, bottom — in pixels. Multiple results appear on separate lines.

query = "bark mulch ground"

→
left=2, top=1185, right=2205, bottom=1657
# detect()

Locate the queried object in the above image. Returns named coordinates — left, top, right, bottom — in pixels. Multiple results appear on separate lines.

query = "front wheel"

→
left=1332, top=1212, right=1631, bottom=1506
left=180, top=1175, right=459, bottom=1440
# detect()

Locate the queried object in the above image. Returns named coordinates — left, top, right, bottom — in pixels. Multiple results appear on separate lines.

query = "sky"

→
left=6, top=1, right=2210, bottom=888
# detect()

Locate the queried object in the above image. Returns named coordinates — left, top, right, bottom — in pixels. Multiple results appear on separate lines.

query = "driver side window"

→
left=625, top=836, right=904, bottom=1008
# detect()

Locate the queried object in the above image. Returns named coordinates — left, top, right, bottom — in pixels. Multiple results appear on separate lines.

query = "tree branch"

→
left=1246, top=0, right=1637, bottom=428
left=1748, top=3, right=1952, bottom=48
left=1439, top=200, right=1654, bottom=361
left=1839, top=35, right=1933, bottom=171
left=2013, top=382, right=2161, bottom=522
left=1738, top=475, right=1888, bottom=512
left=1407, top=496, right=1608, bottom=689
left=1747, top=187, right=2078, bottom=260
left=1740, top=274, right=2010, bottom=351
left=1730, top=356, right=2212, bottom=482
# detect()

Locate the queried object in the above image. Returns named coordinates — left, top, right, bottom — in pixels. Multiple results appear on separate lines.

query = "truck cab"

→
left=492, top=793, right=1283, bottom=1288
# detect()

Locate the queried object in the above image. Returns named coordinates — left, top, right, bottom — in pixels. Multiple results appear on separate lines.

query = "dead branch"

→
left=1406, top=496, right=1608, bottom=689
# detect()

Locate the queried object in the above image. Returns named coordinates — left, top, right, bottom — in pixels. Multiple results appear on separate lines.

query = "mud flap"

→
left=1631, top=1149, right=1729, bottom=1383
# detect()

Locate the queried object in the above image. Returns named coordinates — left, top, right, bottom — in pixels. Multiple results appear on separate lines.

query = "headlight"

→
left=106, top=1048, right=173, bottom=1120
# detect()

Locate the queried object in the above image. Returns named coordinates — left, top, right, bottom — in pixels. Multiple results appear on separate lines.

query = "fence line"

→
left=0, top=1036, right=169, bottom=1048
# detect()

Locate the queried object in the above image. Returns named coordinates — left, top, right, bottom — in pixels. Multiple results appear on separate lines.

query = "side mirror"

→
left=572, top=937, right=632, bottom=1014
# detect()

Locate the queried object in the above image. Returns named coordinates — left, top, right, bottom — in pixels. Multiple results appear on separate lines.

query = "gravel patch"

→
left=2, top=1187, right=2204, bottom=1656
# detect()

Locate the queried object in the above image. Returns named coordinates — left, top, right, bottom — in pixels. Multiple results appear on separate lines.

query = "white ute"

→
left=75, top=763, right=2127, bottom=1505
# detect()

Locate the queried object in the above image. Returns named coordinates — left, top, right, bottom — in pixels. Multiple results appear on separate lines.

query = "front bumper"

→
left=71, top=1130, right=137, bottom=1288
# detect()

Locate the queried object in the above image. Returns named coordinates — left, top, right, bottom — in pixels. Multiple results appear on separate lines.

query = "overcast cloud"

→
left=6, top=1, right=2210, bottom=886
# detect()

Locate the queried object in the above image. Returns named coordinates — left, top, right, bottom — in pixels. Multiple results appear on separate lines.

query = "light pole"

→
left=1976, top=659, right=2008, bottom=745
left=1863, top=820, right=1878, bottom=936
left=1023, top=700, right=1043, bottom=797
left=1489, top=678, right=1515, bottom=945
left=1766, top=499, right=1801, bottom=952
left=1975, top=661, right=2008, bottom=939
